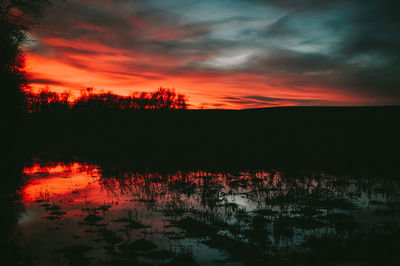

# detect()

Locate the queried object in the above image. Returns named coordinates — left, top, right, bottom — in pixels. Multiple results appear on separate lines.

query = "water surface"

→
left=11, top=161, right=400, bottom=265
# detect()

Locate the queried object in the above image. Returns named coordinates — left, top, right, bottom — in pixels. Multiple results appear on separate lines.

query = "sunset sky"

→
left=25, top=0, right=400, bottom=109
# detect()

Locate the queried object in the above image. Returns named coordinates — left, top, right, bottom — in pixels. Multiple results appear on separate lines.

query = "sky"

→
left=25, top=0, right=400, bottom=109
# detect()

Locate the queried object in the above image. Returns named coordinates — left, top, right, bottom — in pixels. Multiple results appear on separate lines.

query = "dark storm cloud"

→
left=262, top=0, right=400, bottom=59
left=251, top=48, right=400, bottom=98
left=238, top=0, right=400, bottom=99
left=29, top=78, right=67, bottom=86
left=224, top=95, right=336, bottom=107
left=245, top=0, right=361, bottom=10
left=265, top=12, right=295, bottom=37
left=252, top=50, right=337, bottom=74
left=36, top=0, right=216, bottom=55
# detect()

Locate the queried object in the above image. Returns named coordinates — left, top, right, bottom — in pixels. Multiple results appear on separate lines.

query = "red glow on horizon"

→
left=25, top=51, right=385, bottom=109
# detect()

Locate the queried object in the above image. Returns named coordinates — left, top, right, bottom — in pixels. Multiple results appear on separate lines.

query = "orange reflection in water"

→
left=21, top=162, right=275, bottom=207
left=23, top=162, right=84, bottom=175
left=22, top=163, right=103, bottom=202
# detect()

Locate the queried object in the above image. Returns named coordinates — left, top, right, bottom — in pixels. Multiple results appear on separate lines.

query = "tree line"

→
left=24, top=87, right=188, bottom=113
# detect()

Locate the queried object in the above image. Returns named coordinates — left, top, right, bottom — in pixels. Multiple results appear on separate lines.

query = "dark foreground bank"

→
left=20, top=106, right=400, bottom=175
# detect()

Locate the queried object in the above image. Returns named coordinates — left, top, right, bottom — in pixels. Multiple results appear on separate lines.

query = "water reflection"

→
left=13, top=162, right=400, bottom=265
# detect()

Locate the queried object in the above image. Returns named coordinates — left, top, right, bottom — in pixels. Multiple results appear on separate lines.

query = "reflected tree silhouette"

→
left=0, top=156, right=26, bottom=264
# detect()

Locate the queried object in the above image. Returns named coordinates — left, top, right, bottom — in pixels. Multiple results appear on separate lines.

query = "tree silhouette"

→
left=1, top=2, right=52, bottom=261
left=25, top=88, right=70, bottom=113
left=25, top=87, right=188, bottom=112
left=1, top=0, right=51, bottom=209
left=149, top=87, right=187, bottom=110
left=1, top=0, right=50, bottom=116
